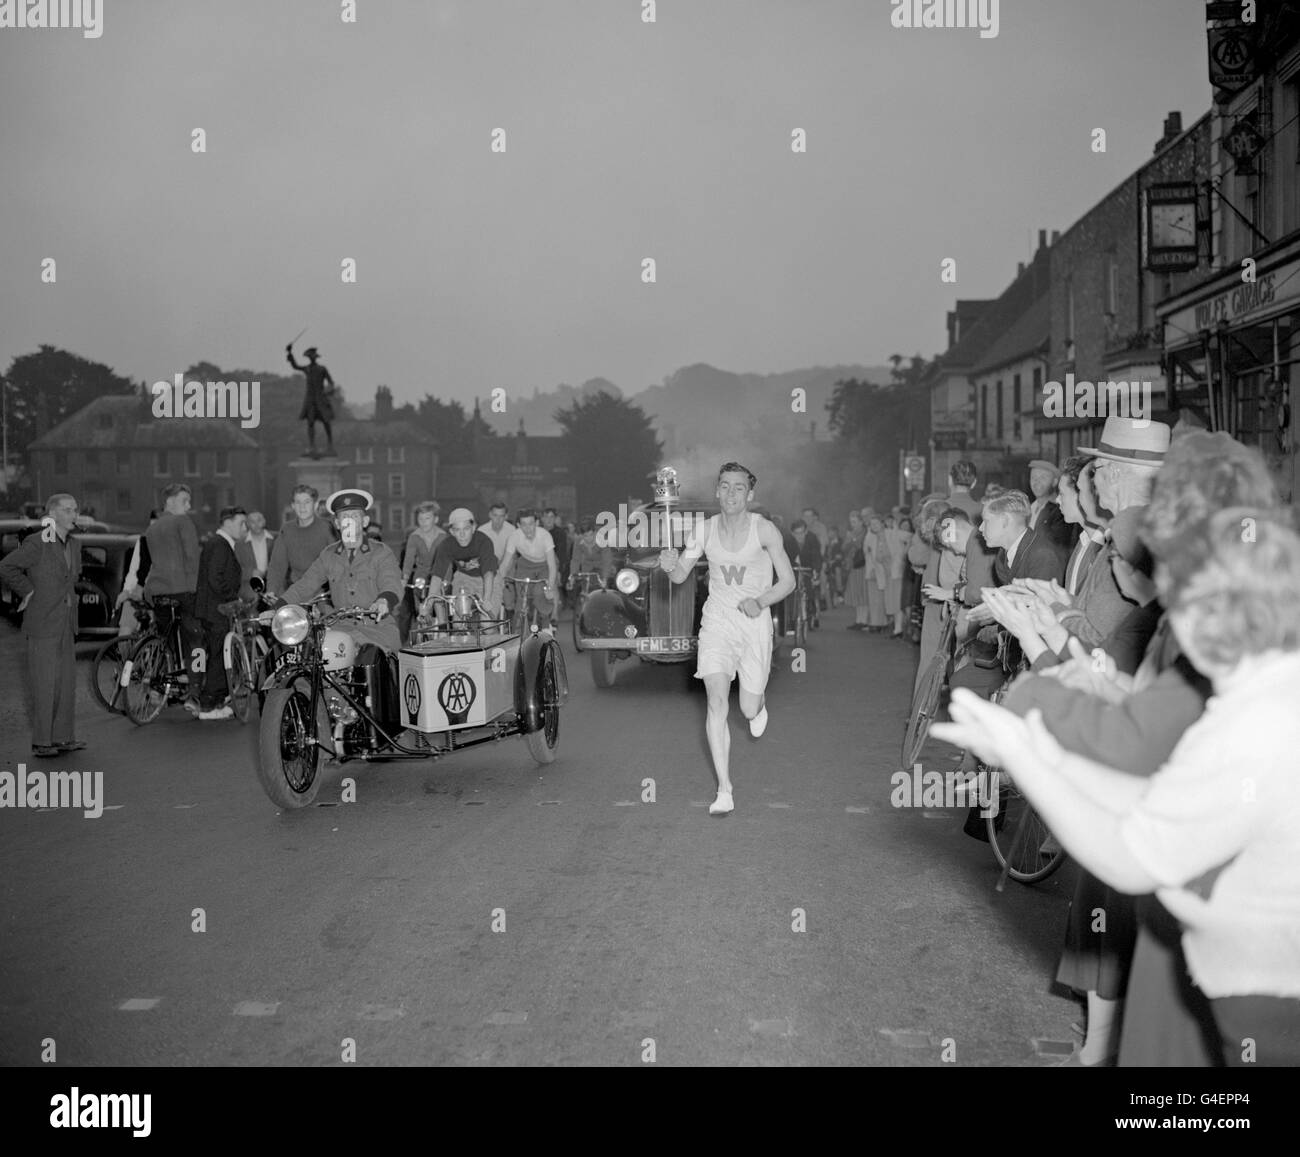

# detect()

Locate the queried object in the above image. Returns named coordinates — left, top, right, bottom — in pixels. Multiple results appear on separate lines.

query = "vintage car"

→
left=572, top=469, right=714, bottom=686
left=0, top=518, right=135, bottom=640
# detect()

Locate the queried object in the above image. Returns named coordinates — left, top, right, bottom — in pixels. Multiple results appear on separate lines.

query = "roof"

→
left=472, top=433, right=571, bottom=474
left=327, top=420, right=437, bottom=447
left=941, top=250, right=1052, bottom=371
left=969, top=292, right=1050, bottom=377
left=30, top=396, right=260, bottom=450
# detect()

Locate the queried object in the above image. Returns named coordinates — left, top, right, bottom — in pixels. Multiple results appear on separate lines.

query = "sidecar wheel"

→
left=257, top=687, right=325, bottom=808
left=525, top=649, right=560, bottom=765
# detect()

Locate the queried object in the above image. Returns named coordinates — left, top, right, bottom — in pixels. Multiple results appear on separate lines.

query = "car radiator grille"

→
left=650, top=571, right=696, bottom=637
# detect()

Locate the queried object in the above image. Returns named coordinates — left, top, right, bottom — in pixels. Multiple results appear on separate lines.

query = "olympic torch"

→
left=655, top=467, right=680, bottom=629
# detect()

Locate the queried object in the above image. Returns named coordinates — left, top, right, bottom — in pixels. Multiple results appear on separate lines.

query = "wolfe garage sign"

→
left=1162, top=255, right=1300, bottom=343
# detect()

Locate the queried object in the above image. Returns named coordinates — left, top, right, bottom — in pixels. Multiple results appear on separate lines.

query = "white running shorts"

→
left=694, top=601, right=773, bottom=695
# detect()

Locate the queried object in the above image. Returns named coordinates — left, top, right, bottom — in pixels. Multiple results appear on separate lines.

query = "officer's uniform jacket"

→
left=282, top=537, right=403, bottom=652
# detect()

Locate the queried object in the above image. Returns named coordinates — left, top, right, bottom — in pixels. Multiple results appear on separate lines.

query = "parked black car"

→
left=0, top=519, right=137, bottom=640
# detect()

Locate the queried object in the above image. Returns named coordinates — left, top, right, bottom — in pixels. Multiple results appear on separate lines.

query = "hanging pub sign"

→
left=1146, top=182, right=1200, bottom=272
left=1222, top=114, right=1265, bottom=175
left=1206, top=10, right=1258, bottom=99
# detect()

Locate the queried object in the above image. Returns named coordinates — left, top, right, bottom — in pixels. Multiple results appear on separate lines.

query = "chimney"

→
left=1017, top=261, right=1026, bottom=278
left=1051, top=230, right=1061, bottom=245
left=1154, top=110, right=1183, bottom=153
left=374, top=385, right=392, bottom=422
left=1037, top=229, right=1048, bottom=251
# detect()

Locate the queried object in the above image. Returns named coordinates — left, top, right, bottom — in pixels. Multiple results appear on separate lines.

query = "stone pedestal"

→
left=287, top=457, right=347, bottom=499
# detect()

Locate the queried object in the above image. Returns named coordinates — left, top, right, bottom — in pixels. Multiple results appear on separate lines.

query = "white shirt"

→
left=481, top=520, right=515, bottom=561
left=1004, top=528, right=1029, bottom=569
left=1119, top=650, right=1300, bottom=998
left=505, top=525, right=554, bottom=564
left=247, top=530, right=272, bottom=574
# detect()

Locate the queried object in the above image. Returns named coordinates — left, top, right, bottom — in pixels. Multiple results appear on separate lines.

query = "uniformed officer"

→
left=279, top=489, right=402, bottom=653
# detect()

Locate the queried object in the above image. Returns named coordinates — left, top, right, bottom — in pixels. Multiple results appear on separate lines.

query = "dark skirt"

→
left=1117, top=897, right=1223, bottom=1067
left=1055, top=869, right=1139, bottom=1000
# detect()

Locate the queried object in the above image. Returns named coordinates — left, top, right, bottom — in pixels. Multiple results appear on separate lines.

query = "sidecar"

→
left=255, top=606, right=567, bottom=809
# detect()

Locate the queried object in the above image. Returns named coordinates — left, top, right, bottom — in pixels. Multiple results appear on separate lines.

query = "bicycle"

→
left=222, top=596, right=273, bottom=724
left=120, top=596, right=197, bottom=725
left=790, top=565, right=816, bottom=648
left=90, top=630, right=137, bottom=716
left=504, top=574, right=551, bottom=636
left=901, top=610, right=956, bottom=769
left=569, top=570, right=605, bottom=650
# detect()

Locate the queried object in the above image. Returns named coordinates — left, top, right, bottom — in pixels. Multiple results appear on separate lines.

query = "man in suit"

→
left=1027, top=459, right=1080, bottom=561
left=236, top=510, right=274, bottom=598
left=194, top=506, right=248, bottom=721
left=0, top=493, right=84, bottom=756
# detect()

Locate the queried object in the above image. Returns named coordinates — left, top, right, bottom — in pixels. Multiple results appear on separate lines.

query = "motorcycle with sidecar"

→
left=253, top=588, right=567, bottom=809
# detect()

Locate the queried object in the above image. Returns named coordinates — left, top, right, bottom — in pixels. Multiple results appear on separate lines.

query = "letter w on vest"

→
left=719, top=564, right=746, bottom=584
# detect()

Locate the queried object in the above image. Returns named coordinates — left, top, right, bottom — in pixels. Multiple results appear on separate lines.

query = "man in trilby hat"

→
left=285, top=343, right=337, bottom=458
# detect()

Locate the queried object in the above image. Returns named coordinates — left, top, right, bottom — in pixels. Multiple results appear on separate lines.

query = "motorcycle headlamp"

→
left=272, top=603, right=310, bottom=646
left=615, top=568, right=640, bottom=595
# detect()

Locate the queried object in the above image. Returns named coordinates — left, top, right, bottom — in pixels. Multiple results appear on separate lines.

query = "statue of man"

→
left=285, top=344, right=337, bottom=458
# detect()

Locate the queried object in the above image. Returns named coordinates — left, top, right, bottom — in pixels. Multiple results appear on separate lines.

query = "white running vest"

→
left=698, top=513, right=773, bottom=610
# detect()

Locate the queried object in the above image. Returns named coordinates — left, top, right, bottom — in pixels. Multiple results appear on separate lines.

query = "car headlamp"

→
left=272, top=603, right=310, bottom=646
left=615, top=568, right=640, bottom=594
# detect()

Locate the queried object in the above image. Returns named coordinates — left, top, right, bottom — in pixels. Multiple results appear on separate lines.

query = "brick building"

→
left=27, top=395, right=262, bottom=528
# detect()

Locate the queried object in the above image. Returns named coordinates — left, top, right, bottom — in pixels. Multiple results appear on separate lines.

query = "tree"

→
left=554, top=391, right=662, bottom=516
left=4, top=345, right=136, bottom=450
left=404, top=394, right=495, bottom=463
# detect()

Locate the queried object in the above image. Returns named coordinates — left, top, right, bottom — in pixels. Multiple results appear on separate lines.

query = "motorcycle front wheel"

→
left=257, top=686, right=329, bottom=808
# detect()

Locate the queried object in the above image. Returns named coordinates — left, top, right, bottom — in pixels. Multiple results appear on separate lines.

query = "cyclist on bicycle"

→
left=789, top=519, right=822, bottom=629
left=499, top=508, right=560, bottom=632
left=424, top=508, right=501, bottom=623
left=568, top=516, right=613, bottom=589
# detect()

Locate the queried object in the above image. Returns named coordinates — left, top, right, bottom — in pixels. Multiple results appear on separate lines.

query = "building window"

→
left=389, top=503, right=406, bottom=531
left=356, top=446, right=374, bottom=464
left=117, top=450, right=131, bottom=476
left=356, top=472, right=373, bottom=492
left=155, top=450, right=168, bottom=476
left=85, top=450, right=99, bottom=473
left=214, top=451, right=229, bottom=475
left=980, top=385, right=988, bottom=441
left=388, top=473, right=405, bottom=498
left=388, top=446, right=405, bottom=464
left=53, top=451, right=68, bottom=475
left=116, top=489, right=132, bottom=513
left=185, top=451, right=199, bottom=476
left=1013, top=374, right=1022, bottom=416
left=1106, top=258, right=1118, bottom=316
left=996, top=380, right=1004, bottom=442
left=1066, top=277, right=1075, bottom=344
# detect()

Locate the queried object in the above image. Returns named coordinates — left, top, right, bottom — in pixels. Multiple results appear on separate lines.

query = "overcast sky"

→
left=0, top=0, right=1211, bottom=408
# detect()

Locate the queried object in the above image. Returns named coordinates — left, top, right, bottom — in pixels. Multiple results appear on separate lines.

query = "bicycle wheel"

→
left=90, top=637, right=131, bottom=715
left=226, top=634, right=254, bottom=723
left=124, top=635, right=168, bottom=725
left=901, top=647, right=946, bottom=769
left=794, top=600, right=807, bottom=648
left=986, top=770, right=1067, bottom=883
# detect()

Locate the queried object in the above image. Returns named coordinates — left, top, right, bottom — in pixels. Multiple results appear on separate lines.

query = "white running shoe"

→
left=198, top=705, right=234, bottom=721
left=708, top=790, right=734, bottom=815
left=749, top=704, right=768, bottom=738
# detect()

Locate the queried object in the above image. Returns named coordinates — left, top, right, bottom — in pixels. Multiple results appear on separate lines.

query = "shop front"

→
left=1159, top=235, right=1299, bottom=503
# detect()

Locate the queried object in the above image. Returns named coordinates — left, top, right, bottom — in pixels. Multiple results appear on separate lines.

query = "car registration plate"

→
left=636, top=637, right=695, bottom=653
